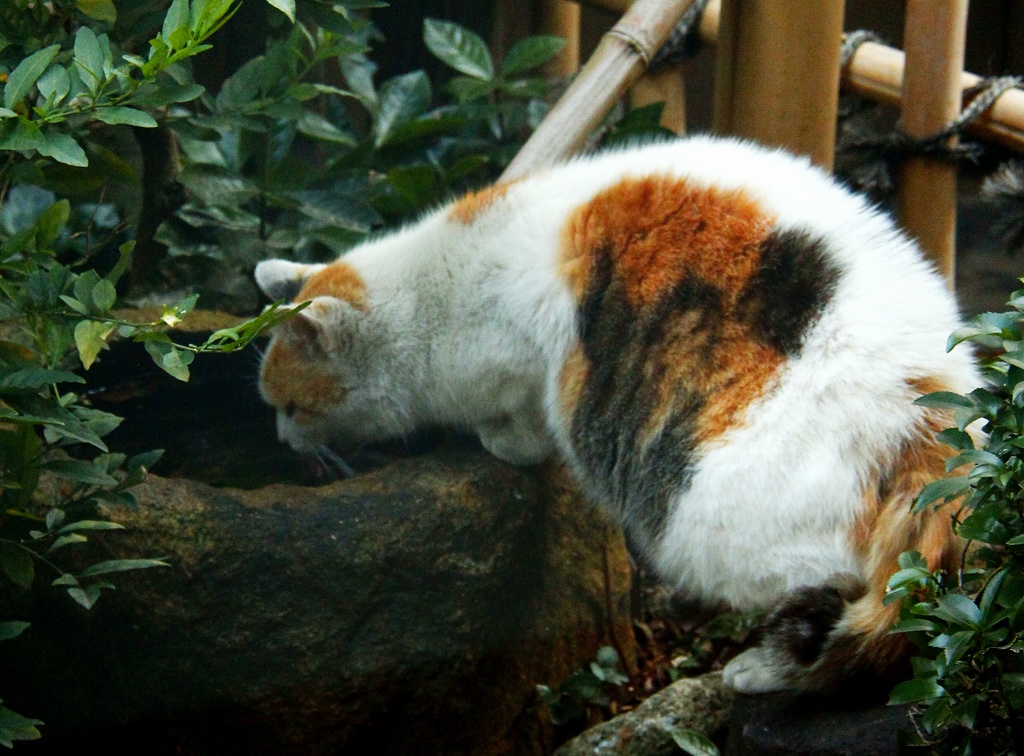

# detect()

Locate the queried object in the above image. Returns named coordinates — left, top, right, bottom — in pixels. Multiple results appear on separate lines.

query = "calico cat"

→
left=254, top=136, right=980, bottom=694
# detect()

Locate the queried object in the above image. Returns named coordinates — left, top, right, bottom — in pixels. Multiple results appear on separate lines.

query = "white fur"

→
left=257, top=137, right=979, bottom=656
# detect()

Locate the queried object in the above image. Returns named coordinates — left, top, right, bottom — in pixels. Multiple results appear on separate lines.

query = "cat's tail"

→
left=724, top=396, right=966, bottom=694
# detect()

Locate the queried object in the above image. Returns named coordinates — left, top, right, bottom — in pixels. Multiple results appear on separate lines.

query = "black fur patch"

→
left=572, top=247, right=717, bottom=548
left=762, top=585, right=847, bottom=666
left=738, top=228, right=841, bottom=355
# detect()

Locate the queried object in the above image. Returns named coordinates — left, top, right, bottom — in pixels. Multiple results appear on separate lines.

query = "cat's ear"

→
left=274, top=296, right=362, bottom=354
left=255, top=260, right=326, bottom=301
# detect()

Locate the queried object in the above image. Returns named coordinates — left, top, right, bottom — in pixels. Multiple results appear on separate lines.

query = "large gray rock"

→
left=2, top=447, right=634, bottom=755
left=555, top=673, right=734, bottom=755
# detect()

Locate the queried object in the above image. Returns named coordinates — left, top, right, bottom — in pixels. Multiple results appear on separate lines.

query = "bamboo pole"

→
left=631, top=67, right=687, bottom=133
left=537, top=0, right=582, bottom=76
left=713, top=0, right=845, bottom=169
left=896, top=0, right=968, bottom=284
left=502, top=0, right=696, bottom=180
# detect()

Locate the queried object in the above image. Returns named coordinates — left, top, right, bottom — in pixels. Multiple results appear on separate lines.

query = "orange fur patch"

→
left=560, top=177, right=774, bottom=308
left=853, top=393, right=961, bottom=591
left=447, top=181, right=517, bottom=225
left=260, top=340, right=347, bottom=413
left=557, top=345, right=589, bottom=421
left=821, top=379, right=963, bottom=681
left=559, top=176, right=783, bottom=444
left=690, top=323, right=786, bottom=443
left=296, top=262, right=367, bottom=309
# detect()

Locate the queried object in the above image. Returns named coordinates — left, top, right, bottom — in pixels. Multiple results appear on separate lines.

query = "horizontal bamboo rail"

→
left=571, top=0, right=1024, bottom=153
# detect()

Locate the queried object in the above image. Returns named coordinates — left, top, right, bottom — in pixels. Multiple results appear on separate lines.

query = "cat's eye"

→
left=284, top=401, right=297, bottom=418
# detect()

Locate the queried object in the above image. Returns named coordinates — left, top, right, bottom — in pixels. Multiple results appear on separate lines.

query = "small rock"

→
left=555, top=673, right=734, bottom=755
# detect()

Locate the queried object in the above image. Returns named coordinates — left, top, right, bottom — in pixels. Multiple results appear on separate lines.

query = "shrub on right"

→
left=889, top=285, right=1024, bottom=753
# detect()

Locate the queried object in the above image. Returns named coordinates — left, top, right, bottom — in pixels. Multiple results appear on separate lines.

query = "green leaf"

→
left=913, top=476, right=970, bottom=512
left=932, top=594, right=983, bottom=628
left=891, top=618, right=942, bottom=633
left=0, top=117, right=44, bottom=151
left=73, top=27, right=105, bottom=92
left=93, top=106, right=158, bottom=128
left=46, top=533, right=88, bottom=553
left=888, top=676, right=946, bottom=705
left=36, top=131, right=89, bottom=167
left=913, top=391, right=974, bottom=409
left=73, top=320, right=116, bottom=369
left=500, top=35, right=566, bottom=77
left=162, top=0, right=190, bottom=46
left=3, top=44, right=60, bottom=109
left=91, top=279, right=117, bottom=312
left=143, top=340, right=194, bottom=382
left=296, top=111, right=357, bottom=145
left=42, top=459, right=118, bottom=487
left=36, top=65, right=71, bottom=105
left=67, top=585, right=102, bottom=609
left=34, top=198, right=70, bottom=249
left=446, top=75, right=495, bottom=103
left=0, top=621, right=30, bottom=642
left=0, top=544, right=34, bottom=589
left=937, top=428, right=975, bottom=451
left=423, top=19, right=494, bottom=80
left=78, top=0, right=117, bottom=23
left=1002, top=672, right=1024, bottom=691
left=373, top=71, right=431, bottom=147
left=0, top=367, right=84, bottom=392
left=670, top=727, right=720, bottom=756
left=79, top=558, right=170, bottom=577
left=56, top=520, right=125, bottom=534
left=0, top=702, right=43, bottom=747
left=265, top=0, right=296, bottom=22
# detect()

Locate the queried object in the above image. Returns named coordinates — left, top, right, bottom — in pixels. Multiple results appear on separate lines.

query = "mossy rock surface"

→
left=3, top=449, right=633, bottom=755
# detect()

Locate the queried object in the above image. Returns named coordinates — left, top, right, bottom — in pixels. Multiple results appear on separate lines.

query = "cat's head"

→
left=254, top=259, right=412, bottom=455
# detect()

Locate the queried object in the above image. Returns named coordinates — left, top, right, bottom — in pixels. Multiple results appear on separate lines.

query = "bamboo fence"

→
left=503, top=0, right=1024, bottom=282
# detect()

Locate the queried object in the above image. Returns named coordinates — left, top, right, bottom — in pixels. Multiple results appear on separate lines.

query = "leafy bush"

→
left=889, top=286, right=1024, bottom=753
left=0, top=0, right=308, bottom=744
left=537, top=645, right=630, bottom=726
left=154, top=11, right=568, bottom=310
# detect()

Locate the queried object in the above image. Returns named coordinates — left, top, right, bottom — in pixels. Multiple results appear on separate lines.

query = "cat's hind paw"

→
left=723, top=647, right=792, bottom=694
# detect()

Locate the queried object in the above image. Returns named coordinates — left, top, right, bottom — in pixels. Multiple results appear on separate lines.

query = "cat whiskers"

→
left=313, top=444, right=356, bottom=479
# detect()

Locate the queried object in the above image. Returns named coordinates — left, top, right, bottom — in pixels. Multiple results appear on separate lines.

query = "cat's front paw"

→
left=475, top=418, right=553, bottom=466
left=723, top=647, right=792, bottom=694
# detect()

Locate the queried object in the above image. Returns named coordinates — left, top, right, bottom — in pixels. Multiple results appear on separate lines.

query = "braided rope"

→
left=839, top=73, right=1021, bottom=167
left=648, top=0, right=711, bottom=70
left=839, top=30, right=885, bottom=70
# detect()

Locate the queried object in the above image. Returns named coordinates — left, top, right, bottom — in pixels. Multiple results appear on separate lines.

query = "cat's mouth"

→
left=309, top=444, right=357, bottom=478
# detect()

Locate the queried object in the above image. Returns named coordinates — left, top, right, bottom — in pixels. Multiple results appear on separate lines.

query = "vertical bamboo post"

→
left=503, top=0, right=696, bottom=180
left=713, top=0, right=845, bottom=169
left=537, top=0, right=582, bottom=76
left=897, top=0, right=969, bottom=285
left=631, top=66, right=687, bottom=133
